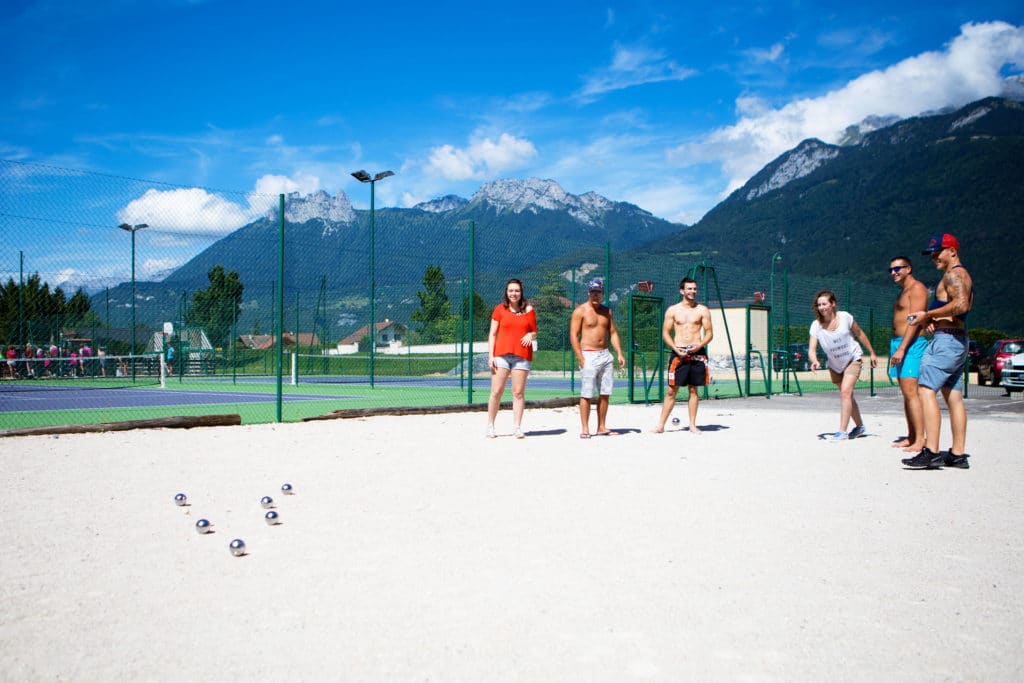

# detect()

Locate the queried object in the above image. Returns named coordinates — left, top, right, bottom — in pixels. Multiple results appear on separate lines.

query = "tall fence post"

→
left=276, top=193, right=284, bottom=422
left=467, top=220, right=475, bottom=405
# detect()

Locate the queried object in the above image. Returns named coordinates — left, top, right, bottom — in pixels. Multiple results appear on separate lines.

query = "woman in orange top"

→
left=487, top=278, right=537, bottom=439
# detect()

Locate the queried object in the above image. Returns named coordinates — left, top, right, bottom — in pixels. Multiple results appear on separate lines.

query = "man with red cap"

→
left=901, top=233, right=974, bottom=469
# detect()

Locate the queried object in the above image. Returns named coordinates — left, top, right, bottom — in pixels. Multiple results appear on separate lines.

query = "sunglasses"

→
left=889, top=266, right=907, bottom=273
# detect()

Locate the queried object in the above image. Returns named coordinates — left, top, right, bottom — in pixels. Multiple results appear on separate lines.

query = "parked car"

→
left=967, top=340, right=981, bottom=372
left=772, top=343, right=821, bottom=372
left=977, top=339, right=1024, bottom=386
left=1000, top=352, right=1024, bottom=393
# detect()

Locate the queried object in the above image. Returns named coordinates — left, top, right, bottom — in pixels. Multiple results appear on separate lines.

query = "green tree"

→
left=188, top=265, right=244, bottom=347
left=0, top=273, right=92, bottom=344
left=459, top=290, right=490, bottom=342
left=410, top=264, right=453, bottom=343
left=532, top=271, right=572, bottom=351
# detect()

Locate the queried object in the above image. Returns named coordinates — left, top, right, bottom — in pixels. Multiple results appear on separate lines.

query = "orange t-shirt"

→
left=491, top=304, right=537, bottom=361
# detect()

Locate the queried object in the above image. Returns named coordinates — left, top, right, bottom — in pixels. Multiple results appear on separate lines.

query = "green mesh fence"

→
left=1, top=160, right=941, bottom=430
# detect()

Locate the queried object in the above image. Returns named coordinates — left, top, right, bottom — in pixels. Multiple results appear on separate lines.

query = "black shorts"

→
left=669, top=353, right=708, bottom=388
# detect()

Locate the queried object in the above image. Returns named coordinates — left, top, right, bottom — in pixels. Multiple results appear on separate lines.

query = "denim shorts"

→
left=493, top=353, right=531, bottom=372
left=918, top=332, right=966, bottom=392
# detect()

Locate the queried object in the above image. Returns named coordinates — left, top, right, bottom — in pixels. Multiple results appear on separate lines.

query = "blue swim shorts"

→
left=888, top=336, right=928, bottom=380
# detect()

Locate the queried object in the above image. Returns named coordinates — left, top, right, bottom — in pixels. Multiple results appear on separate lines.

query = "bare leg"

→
left=943, top=387, right=967, bottom=455
left=897, top=377, right=924, bottom=450
left=579, top=397, right=592, bottom=436
left=510, top=369, right=528, bottom=428
left=653, top=385, right=679, bottom=432
left=487, top=366, right=511, bottom=428
left=596, top=395, right=611, bottom=434
left=919, top=385, right=942, bottom=453
left=687, top=386, right=701, bottom=433
left=836, top=370, right=861, bottom=431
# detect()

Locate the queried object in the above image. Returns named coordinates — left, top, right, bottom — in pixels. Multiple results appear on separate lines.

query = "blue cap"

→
left=587, top=278, right=604, bottom=291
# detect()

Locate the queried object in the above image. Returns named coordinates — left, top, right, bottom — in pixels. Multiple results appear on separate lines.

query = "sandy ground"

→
left=1, top=393, right=1023, bottom=682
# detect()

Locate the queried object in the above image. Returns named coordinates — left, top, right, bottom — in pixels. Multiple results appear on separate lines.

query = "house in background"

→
left=333, top=319, right=408, bottom=355
left=237, top=334, right=275, bottom=351
left=281, top=332, right=320, bottom=349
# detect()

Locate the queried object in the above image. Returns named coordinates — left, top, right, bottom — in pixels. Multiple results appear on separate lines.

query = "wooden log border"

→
left=303, top=396, right=579, bottom=421
left=1, top=414, right=242, bottom=438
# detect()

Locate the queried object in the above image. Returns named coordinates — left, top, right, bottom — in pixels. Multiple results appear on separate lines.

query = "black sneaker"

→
left=943, top=452, right=970, bottom=469
left=902, top=447, right=943, bottom=469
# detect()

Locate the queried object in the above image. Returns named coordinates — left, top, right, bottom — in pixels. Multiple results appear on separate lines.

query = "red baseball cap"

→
left=921, top=233, right=960, bottom=254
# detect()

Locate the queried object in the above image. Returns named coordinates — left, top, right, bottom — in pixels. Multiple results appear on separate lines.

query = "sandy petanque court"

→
left=1, top=393, right=1023, bottom=681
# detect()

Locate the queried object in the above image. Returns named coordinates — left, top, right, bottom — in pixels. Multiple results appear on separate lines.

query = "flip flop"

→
left=596, top=430, right=615, bottom=436
left=579, top=433, right=591, bottom=439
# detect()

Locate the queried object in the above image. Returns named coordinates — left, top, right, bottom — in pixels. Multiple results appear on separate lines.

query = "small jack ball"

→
left=195, top=519, right=212, bottom=534
left=281, top=483, right=294, bottom=495
left=671, top=417, right=680, bottom=425
left=265, top=510, right=280, bottom=525
left=174, top=493, right=187, bottom=506
left=229, top=539, right=246, bottom=556
left=260, top=496, right=274, bottom=509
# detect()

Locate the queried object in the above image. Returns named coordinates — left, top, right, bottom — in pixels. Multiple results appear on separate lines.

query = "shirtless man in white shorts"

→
left=570, top=278, right=626, bottom=438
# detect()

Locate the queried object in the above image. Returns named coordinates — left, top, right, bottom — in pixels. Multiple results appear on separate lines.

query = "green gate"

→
left=627, top=294, right=665, bottom=404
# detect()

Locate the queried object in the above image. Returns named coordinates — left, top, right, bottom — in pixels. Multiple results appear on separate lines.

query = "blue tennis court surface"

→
left=0, top=386, right=352, bottom=412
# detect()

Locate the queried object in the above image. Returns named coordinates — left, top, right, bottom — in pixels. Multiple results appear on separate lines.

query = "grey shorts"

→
left=580, top=349, right=614, bottom=398
left=493, top=353, right=531, bottom=371
left=918, top=331, right=966, bottom=392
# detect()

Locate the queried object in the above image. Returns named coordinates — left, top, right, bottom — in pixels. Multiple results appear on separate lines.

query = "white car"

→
left=1001, top=352, right=1024, bottom=393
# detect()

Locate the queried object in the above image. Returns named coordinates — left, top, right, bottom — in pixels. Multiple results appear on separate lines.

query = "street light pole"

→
left=351, top=170, right=394, bottom=389
left=119, top=223, right=149, bottom=380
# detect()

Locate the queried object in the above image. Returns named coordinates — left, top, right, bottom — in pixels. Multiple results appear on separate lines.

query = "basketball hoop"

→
left=637, top=280, right=654, bottom=293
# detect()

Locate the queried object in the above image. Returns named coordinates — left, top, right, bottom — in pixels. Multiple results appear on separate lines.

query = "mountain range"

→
left=648, top=96, right=1024, bottom=330
left=97, top=96, right=1024, bottom=337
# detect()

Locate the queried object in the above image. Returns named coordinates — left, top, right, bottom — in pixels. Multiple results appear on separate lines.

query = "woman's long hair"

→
left=812, top=289, right=837, bottom=325
left=502, top=278, right=528, bottom=312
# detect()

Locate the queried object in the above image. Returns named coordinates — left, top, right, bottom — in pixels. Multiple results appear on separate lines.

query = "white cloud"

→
left=252, top=172, right=321, bottom=196
left=669, top=21, right=1024, bottom=196
left=425, top=132, right=538, bottom=181
left=140, top=257, right=183, bottom=280
left=746, top=42, right=785, bottom=64
left=578, top=44, right=696, bottom=101
left=117, top=188, right=253, bottom=236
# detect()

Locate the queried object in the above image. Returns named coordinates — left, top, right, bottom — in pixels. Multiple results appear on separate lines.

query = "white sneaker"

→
left=514, top=427, right=525, bottom=439
left=486, top=425, right=496, bottom=439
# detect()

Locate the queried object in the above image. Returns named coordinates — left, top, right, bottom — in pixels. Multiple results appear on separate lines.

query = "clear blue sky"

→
left=1, top=1, right=1022, bottom=289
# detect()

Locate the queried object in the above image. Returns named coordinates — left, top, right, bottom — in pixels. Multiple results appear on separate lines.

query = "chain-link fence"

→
left=2, top=160, right=962, bottom=430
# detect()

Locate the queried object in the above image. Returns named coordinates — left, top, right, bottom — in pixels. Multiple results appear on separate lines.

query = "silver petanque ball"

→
left=195, top=519, right=212, bottom=534
left=671, top=417, right=680, bottom=425
left=229, top=538, right=247, bottom=557
left=281, top=483, right=294, bottom=495
left=260, top=496, right=274, bottom=509
left=265, top=510, right=280, bottom=525
left=174, top=493, right=187, bottom=506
